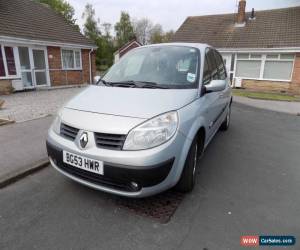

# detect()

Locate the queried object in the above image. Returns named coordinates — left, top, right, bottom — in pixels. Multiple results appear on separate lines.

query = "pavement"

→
left=0, top=87, right=83, bottom=122
left=233, top=95, right=300, bottom=115
left=1, top=103, right=300, bottom=250
left=0, top=116, right=52, bottom=187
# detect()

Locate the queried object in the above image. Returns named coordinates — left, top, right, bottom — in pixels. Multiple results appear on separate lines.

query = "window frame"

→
left=61, top=48, right=82, bottom=70
left=234, top=53, right=295, bottom=82
left=0, top=44, right=18, bottom=79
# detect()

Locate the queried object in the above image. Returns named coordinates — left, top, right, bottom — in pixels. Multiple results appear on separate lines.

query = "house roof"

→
left=172, top=6, right=300, bottom=49
left=114, top=39, right=142, bottom=54
left=0, top=0, right=95, bottom=48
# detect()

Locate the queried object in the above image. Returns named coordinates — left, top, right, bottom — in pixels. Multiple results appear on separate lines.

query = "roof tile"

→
left=0, top=0, right=95, bottom=47
left=173, top=7, right=300, bottom=48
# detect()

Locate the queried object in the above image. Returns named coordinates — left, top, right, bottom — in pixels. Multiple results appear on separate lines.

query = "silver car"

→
left=46, top=43, right=232, bottom=198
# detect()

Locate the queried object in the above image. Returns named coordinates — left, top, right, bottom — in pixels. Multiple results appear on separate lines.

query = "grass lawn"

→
left=232, top=89, right=300, bottom=102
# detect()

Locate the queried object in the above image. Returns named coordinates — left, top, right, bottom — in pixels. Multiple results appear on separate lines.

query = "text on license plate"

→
left=63, top=151, right=104, bottom=175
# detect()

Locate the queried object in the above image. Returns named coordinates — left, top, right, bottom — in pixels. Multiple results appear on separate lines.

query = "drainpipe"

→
left=89, top=48, right=94, bottom=84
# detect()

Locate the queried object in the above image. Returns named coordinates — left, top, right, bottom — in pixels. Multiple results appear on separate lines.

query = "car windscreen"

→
left=103, top=46, right=200, bottom=89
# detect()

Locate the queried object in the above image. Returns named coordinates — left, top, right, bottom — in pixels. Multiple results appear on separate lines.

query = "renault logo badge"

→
left=79, top=132, right=88, bottom=148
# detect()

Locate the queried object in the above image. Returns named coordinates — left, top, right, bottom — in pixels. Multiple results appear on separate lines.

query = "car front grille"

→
left=60, top=163, right=139, bottom=192
left=94, top=132, right=126, bottom=150
left=60, top=123, right=79, bottom=141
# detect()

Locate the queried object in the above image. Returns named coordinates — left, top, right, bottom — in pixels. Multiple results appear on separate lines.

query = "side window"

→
left=206, top=49, right=219, bottom=80
left=202, top=56, right=211, bottom=85
left=214, top=50, right=227, bottom=80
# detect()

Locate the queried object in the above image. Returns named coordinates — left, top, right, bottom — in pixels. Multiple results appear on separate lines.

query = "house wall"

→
left=241, top=79, right=291, bottom=93
left=119, top=43, right=140, bottom=58
left=47, top=47, right=96, bottom=86
left=291, top=53, right=300, bottom=94
left=0, top=79, right=14, bottom=95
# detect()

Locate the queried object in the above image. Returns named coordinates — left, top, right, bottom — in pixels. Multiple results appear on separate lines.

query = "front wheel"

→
left=176, top=136, right=203, bottom=192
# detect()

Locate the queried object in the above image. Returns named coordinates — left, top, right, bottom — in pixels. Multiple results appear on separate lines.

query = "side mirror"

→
left=93, top=75, right=101, bottom=84
left=204, top=80, right=226, bottom=93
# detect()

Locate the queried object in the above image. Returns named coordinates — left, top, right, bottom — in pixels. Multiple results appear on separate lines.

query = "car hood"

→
left=65, top=85, right=198, bottom=119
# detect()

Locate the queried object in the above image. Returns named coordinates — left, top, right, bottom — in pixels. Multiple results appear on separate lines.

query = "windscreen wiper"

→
left=107, top=80, right=169, bottom=89
left=97, top=79, right=113, bottom=86
left=135, top=81, right=169, bottom=89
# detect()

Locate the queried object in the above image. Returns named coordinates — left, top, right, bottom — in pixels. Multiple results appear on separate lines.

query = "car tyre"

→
left=220, top=104, right=231, bottom=131
left=176, top=135, right=204, bottom=193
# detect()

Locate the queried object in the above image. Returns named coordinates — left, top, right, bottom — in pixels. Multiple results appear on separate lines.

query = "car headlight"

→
left=51, top=111, right=62, bottom=135
left=123, top=111, right=178, bottom=150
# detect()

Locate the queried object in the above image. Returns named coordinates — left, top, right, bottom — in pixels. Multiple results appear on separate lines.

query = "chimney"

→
left=249, top=8, right=256, bottom=20
left=236, top=0, right=246, bottom=26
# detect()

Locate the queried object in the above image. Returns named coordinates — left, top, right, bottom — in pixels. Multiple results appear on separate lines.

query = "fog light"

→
left=130, top=181, right=139, bottom=191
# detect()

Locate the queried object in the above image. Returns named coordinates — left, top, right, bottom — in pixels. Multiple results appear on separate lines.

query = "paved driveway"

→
left=1, top=103, right=300, bottom=250
left=0, top=87, right=84, bottom=122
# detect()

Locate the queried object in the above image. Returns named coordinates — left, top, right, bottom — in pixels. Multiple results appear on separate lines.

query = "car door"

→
left=201, top=48, right=224, bottom=140
left=213, top=49, right=231, bottom=123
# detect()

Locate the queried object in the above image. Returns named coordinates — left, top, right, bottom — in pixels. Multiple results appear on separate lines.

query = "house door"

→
left=221, top=54, right=234, bottom=84
left=32, top=48, right=48, bottom=86
left=18, top=47, right=49, bottom=88
left=222, top=54, right=231, bottom=74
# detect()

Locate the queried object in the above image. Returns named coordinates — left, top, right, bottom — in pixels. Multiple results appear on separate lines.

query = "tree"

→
left=149, top=26, right=175, bottom=44
left=133, top=18, right=153, bottom=45
left=82, top=3, right=101, bottom=41
left=99, top=23, right=114, bottom=67
left=114, top=12, right=135, bottom=48
left=36, top=0, right=79, bottom=31
left=162, top=30, right=175, bottom=43
left=149, top=24, right=164, bottom=44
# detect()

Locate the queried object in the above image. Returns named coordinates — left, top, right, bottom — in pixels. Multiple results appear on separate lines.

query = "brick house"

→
left=173, top=0, right=300, bottom=94
left=114, top=39, right=141, bottom=63
left=0, top=0, right=97, bottom=94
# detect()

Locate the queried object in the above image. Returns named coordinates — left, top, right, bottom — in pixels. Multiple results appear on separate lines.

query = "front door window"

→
left=19, top=47, right=33, bottom=87
left=19, top=47, right=48, bottom=87
left=32, top=49, right=47, bottom=86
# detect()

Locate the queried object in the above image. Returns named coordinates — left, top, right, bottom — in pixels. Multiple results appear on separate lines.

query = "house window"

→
left=235, top=53, right=294, bottom=81
left=263, top=54, right=294, bottom=80
left=236, top=60, right=261, bottom=78
left=61, top=49, right=81, bottom=70
left=0, top=45, right=17, bottom=78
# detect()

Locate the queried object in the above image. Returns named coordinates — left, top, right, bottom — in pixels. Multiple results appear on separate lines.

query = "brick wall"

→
left=47, top=47, right=96, bottom=86
left=0, top=80, right=13, bottom=95
left=241, top=53, right=300, bottom=95
left=241, top=79, right=291, bottom=93
left=291, top=53, right=300, bottom=94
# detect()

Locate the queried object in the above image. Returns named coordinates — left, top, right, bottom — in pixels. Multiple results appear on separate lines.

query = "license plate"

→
left=63, top=151, right=104, bottom=175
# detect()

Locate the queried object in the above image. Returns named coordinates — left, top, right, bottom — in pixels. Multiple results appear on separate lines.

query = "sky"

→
left=69, top=0, right=300, bottom=32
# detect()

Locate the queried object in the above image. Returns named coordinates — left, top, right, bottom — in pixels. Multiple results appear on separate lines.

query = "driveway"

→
left=0, top=87, right=84, bottom=122
left=1, top=103, right=300, bottom=250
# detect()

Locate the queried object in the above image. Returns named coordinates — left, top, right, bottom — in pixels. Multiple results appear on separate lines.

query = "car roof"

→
left=137, top=42, right=210, bottom=51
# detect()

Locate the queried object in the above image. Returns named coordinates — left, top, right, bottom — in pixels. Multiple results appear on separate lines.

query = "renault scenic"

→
left=46, top=43, right=232, bottom=197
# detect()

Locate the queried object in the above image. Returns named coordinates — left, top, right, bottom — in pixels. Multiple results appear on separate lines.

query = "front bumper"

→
left=47, top=140, right=174, bottom=195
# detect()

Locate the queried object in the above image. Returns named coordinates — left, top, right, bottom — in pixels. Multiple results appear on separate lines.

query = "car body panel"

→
left=47, top=43, right=232, bottom=197
left=65, top=85, right=198, bottom=119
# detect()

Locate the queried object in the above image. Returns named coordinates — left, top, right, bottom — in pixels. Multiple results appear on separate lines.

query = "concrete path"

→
left=233, top=95, right=300, bottom=115
left=0, top=116, right=52, bottom=187
left=0, top=87, right=84, bottom=122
